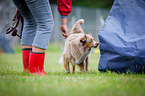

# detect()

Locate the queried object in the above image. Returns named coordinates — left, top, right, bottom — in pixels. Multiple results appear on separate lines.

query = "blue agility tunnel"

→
left=98, top=0, right=145, bottom=73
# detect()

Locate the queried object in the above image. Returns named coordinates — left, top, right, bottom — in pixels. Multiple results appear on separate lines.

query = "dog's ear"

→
left=80, top=35, right=87, bottom=45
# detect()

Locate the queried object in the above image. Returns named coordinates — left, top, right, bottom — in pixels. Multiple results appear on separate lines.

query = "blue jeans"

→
left=12, top=0, right=54, bottom=49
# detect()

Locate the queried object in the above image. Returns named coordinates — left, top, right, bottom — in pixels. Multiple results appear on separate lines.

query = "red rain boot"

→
left=22, top=48, right=31, bottom=72
left=29, top=52, right=47, bottom=76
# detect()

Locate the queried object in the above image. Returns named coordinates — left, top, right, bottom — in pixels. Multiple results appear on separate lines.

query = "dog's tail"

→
left=71, top=19, right=84, bottom=34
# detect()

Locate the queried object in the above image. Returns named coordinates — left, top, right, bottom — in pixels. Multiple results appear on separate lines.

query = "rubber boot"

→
left=22, top=48, right=32, bottom=72
left=29, top=52, right=47, bottom=76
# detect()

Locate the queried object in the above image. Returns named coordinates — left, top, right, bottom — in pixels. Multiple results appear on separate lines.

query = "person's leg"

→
left=22, top=47, right=31, bottom=72
left=12, top=0, right=37, bottom=47
left=12, top=0, right=37, bottom=72
left=25, top=0, right=54, bottom=50
left=25, top=0, right=54, bottom=75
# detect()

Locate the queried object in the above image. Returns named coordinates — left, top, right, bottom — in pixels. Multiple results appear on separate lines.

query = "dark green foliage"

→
left=50, top=0, right=114, bottom=9
left=72, top=0, right=114, bottom=9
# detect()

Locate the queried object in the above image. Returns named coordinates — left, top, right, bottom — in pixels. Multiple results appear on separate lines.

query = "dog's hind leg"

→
left=63, top=56, right=70, bottom=73
left=63, top=61, right=70, bottom=73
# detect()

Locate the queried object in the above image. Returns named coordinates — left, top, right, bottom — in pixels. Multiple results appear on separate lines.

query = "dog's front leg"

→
left=84, top=59, right=86, bottom=73
left=78, top=63, right=84, bottom=73
left=75, top=48, right=91, bottom=64
left=75, top=53, right=88, bottom=64
left=86, top=57, right=89, bottom=72
left=72, top=65, right=75, bottom=73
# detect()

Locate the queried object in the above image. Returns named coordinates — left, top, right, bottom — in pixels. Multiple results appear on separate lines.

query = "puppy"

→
left=62, top=19, right=99, bottom=73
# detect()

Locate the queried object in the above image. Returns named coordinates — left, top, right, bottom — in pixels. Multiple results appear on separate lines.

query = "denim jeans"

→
left=12, top=0, right=54, bottom=49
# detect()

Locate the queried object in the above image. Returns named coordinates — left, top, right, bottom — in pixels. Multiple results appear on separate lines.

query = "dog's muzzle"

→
left=93, top=43, right=99, bottom=48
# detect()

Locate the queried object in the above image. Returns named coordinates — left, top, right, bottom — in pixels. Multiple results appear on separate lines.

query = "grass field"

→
left=0, top=44, right=145, bottom=96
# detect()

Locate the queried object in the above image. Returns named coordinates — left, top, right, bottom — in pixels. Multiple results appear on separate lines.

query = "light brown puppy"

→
left=62, top=19, right=99, bottom=73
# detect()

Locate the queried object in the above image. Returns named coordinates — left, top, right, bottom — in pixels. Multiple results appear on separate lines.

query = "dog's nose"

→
left=94, top=43, right=99, bottom=48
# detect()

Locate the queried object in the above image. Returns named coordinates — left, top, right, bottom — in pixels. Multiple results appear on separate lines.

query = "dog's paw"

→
left=65, top=71, right=70, bottom=74
left=85, top=71, right=88, bottom=73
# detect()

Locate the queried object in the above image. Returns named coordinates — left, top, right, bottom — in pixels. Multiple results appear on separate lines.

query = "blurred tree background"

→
left=50, top=0, right=114, bottom=9
left=0, top=0, right=114, bottom=49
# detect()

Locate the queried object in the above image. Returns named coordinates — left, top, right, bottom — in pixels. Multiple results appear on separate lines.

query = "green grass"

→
left=0, top=43, right=145, bottom=96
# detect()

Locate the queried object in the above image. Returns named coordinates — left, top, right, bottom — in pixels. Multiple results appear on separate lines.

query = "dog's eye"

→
left=90, top=40, right=92, bottom=42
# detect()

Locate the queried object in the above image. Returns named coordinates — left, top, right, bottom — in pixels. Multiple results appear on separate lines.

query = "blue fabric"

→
left=98, top=0, right=145, bottom=73
left=61, top=15, right=67, bottom=18
left=12, top=0, right=54, bottom=49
